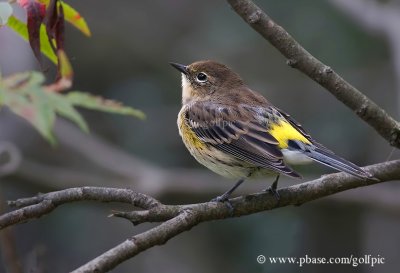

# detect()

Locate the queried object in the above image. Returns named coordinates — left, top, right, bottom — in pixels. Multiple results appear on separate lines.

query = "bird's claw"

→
left=264, top=186, right=280, bottom=201
left=269, top=187, right=280, bottom=201
left=211, top=195, right=234, bottom=213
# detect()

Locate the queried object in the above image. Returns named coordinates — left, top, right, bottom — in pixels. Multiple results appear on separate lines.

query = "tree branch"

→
left=227, top=0, right=400, bottom=148
left=0, top=188, right=160, bottom=229
left=0, top=160, right=399, bottom=272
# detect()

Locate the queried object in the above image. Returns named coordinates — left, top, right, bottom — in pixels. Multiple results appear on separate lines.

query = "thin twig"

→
left=227, top=0, right=400, bottom=148
left=0, top=187, right=160, bottom=229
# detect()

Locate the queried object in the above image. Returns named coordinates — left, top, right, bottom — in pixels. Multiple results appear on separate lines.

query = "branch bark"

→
left=0, top=160, right=399, bottom=272
left=227, top=0, right=400, bottom=148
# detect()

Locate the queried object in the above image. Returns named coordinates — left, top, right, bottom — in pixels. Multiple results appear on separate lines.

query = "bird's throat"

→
left=181, top=75, right=194, bottom=105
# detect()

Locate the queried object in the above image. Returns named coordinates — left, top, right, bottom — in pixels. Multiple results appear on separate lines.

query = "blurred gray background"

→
left=0, top=0, right=399, bottom=272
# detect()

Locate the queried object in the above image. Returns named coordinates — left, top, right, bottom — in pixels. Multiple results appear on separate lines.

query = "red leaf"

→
left=55, top=3, right=64, bottom=51
left=44, top=0, right=65, bottom=79
left=18, top=0, right=46, bottom=65
left=45, top=0, right=64, bottom=51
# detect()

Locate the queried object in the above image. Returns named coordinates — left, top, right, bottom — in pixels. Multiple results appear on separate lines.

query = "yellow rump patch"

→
left=268, top=120, right=311, bottom=149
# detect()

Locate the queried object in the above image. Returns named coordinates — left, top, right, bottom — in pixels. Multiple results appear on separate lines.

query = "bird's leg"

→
left=264, top=174, right=280, bottom=200
left=211, top=178, right=245, bottom=208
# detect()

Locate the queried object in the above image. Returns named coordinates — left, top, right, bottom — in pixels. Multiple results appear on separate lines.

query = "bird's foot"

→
left=263, top=174, right=280, bottom=201
left=264, top=186, right=280, bottom=201
left=211, top=194, right=234, bottom=213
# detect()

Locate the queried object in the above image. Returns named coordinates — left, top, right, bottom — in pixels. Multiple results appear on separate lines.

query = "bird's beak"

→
left=169, top=62, right=189, bottom=75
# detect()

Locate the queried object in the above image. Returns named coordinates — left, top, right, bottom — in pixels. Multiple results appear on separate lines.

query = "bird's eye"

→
left=196, top=72, right=208, bottom=83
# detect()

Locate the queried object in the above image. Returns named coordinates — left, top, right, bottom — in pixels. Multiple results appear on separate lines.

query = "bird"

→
left=170, top=60, right=373, bottom=203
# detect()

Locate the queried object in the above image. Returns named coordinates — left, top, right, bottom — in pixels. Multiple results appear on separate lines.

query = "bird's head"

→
left=170, top=60, right=244, bottom=104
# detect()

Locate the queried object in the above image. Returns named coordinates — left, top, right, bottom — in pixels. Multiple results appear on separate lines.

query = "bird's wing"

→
left=184, top=101, right=301, bottom=178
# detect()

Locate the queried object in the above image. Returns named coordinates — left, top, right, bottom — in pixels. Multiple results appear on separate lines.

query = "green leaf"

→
left=0, top=71, right=145, bottom=145
left=3, top=71, right=45, bottom=90
left=3, top=72, right=33, bottom=88
left=3, top=90, right=56, bottom=144
left=66, top=92, right=146, bottom=119
left=29, top=87, right=57, bottom=145
left=0, top=72, right=56, bottom=144
left=61, top=2, right=91, bottom=37
left=7, top=15, right=58, bottom=64
left=0, top=2, right=13, bottom=25
left=47, top=92, right=89, bottom=133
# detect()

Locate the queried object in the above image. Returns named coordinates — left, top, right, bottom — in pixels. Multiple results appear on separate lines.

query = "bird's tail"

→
left=288, top=140, right=373, bottom=179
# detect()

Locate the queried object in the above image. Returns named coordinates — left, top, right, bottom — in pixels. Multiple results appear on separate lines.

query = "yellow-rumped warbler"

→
left=170, top=60, right=372, bottom=202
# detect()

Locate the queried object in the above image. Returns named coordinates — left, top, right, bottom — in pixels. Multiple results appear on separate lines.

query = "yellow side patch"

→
left=268, top=120, right=311, bottom=149
left=179, top=113, right=205, bottom=149
left=182, top=124, right=205, bottom=149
